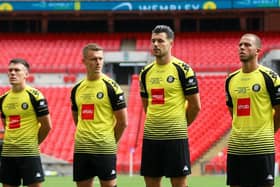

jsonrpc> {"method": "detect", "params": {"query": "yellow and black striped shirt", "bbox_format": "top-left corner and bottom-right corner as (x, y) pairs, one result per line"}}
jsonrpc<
(0, 86), (49, 157)
(225, 65), (280, 155)
(139, 57), (199, 140)
(71, 74), (126, 154)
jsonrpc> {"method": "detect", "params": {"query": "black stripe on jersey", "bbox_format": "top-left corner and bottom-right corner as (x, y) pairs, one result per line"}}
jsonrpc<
(173, 62), (199, 95)
(27, 92), (49, 117)
(104, 80), (126, 111)
(173, 62), (187, 95)
(260, 70), (280, 106)
(0, 93), (8, 119)
(225, 70), (240, 108)
(140, 64), (154, 98)
(71, 81), (82, 112)
(274, 84), (280, 103)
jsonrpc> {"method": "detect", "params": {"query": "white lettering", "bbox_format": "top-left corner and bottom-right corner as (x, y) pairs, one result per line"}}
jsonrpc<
(10, 119), (19, 124)
(82, 110), (93, 114)
(184, 4), (200, 10)
(153, 95), (163, 99)
(238, 105), (249, 109)
(138, 4), (199, 11)
(159, 5), (168, 10)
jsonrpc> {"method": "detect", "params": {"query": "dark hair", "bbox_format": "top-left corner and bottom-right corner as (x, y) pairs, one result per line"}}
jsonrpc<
(82, 43), (103, 58)
(152, 25), (174, 40)
(9, 58), (30, 71)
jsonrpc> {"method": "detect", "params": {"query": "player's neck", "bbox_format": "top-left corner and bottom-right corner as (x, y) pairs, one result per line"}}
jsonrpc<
(11, 83), (26, 93)
(156, 55), (172, 65)
(242, 60), (259, 73)
(87, 72), (102, 81)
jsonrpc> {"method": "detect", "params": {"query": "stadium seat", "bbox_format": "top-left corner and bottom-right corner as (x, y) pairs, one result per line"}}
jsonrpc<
(203, 148), (227, 174)
(63, 74), (76, 84)
(26, 74), (35, 83)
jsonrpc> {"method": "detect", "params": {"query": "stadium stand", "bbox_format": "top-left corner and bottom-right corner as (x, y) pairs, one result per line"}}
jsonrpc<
(187, 74), (231, 163)
(117, 74), (144, 172)
(1, 32), (279, 74)
(39, 87), (75, 163)
(0, 33), (122, 73)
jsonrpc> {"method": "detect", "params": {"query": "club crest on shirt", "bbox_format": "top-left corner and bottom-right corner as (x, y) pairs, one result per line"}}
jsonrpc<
(252, 84), (261, 92)
(21, 102), (29, 110)
(96, 92), (104, 99)
(167, 75), (175, 83)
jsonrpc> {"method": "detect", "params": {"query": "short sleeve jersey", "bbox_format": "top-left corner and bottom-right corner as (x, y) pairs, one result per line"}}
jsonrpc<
(0, 86), (49, 157)
(139, 57), (199, 140)
(225, 65), (280, 155)
(71, 74), (126, 154)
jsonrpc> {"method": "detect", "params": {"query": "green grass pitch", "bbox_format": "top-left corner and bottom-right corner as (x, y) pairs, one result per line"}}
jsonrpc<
(43, 175), (280, 187)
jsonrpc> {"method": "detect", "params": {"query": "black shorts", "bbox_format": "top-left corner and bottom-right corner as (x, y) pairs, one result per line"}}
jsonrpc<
(0, 156), (44, 186)
(227, 153), (275, 186)
(140, 139), (191, 177)
(73, 153), (117, 182)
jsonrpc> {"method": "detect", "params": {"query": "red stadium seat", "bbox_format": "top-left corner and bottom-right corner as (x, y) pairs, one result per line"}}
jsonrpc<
(26, 74), (35, 83)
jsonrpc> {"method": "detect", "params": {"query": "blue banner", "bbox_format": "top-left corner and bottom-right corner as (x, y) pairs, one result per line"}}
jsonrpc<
(233, 0), (279, 8)
(0, 0), (279, 12)
(0, 2), (75, 11)
(81, 1), (231, 11)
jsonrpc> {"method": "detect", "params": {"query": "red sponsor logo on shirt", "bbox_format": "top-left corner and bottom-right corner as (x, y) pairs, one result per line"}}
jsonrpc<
(81, 104), (94, 120)
(237, 98), (250, 116)
(9, 115), (21, 129)
(151, 88), (165, 104)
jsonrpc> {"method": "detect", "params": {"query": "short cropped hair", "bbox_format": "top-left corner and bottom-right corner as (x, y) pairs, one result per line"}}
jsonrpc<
(152, 25), (174, 40)
(242, 33), (262, 49)
(9, 58), (30, 72)
(82, 43), (103, 58)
